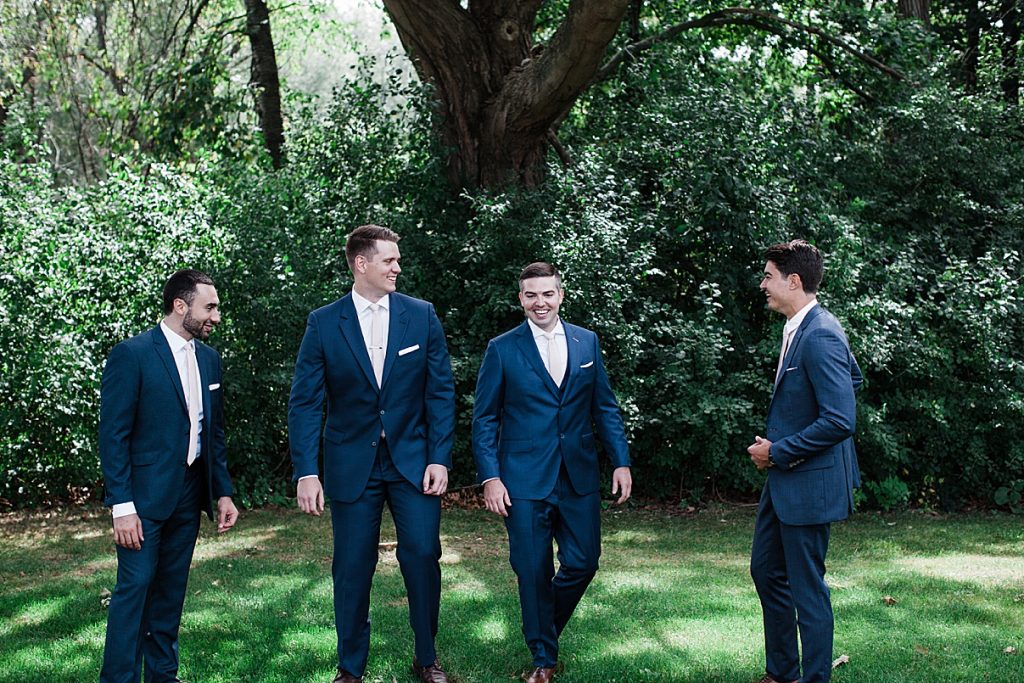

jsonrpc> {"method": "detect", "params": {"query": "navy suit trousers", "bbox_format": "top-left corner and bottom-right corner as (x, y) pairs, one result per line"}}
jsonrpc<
(750, 482), (833, 683)
(505, 468), (601, 667)
(100, 463), (202, 683)
(329, 442), (442, 676)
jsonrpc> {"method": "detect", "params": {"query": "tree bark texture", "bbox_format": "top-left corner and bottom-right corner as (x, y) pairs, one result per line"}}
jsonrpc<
(382, 0), (631, 188)
(897, 0), (931, 24)
(1001, 0), (1020, 103)
(244, 0), (284, 169)
(964, 0), (983, 93)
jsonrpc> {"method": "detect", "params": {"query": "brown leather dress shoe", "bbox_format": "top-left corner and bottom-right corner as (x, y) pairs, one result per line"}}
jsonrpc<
(412, 658), (450, 683)
(756, 675), (798, 683)
(524, 667), (556, 683)
(332, 669), (361, 683)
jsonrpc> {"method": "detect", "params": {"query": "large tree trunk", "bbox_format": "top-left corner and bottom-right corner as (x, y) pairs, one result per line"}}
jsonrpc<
(964, 0), (983, 92)
(244, 0), (284, 168)
(1002, 0), (1020, 104)
(897, 0), (931, 24)
(382, 0), (631, 189)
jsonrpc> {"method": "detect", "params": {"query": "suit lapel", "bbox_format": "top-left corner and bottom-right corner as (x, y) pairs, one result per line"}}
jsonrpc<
(196, 343), (211, 436)
(152, 327), (188, 413)
(772, 304), (822, 392)
(338, 295), (379, 392)
(514, 322), (561, 400)
(560, 323), (583, 404)
(380, 295), (409, 388)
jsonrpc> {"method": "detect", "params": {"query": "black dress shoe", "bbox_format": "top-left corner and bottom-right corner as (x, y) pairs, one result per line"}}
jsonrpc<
(332, 668), (362, 683)
(412, 658), (450, 683)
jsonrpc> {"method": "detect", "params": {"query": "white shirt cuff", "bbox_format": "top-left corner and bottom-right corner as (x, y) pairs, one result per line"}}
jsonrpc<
(481, 477), (499, 485)
(112, 502), (137, 518)
(298, 475), (319, 481)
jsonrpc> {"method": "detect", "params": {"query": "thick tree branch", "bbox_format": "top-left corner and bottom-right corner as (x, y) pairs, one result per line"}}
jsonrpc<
(596, 7), (905, 84)
(506, 0), (632, 131)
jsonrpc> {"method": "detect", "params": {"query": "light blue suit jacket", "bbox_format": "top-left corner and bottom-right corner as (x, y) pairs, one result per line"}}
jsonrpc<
(288, 292), (456, 503)
(765, 304), (862, 525)
(99, 327), (233, 521)
(472, 320), (630, 500)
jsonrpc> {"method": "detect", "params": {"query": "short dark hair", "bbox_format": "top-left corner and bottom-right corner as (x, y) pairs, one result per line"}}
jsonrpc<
(345, 224), (400, 270)
(764, 240), (823, 294)
(162, 269), (215, 315)
(519, 262), (562, 290)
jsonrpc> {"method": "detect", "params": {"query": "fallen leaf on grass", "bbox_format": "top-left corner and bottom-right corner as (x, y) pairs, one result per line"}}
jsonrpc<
(883, 595), (897, 606)
(211, 579), (221, 587)
(99, 587), (112, 609)
(831, 655), (850, 669)
(913, 645), (929, 655)
(1005, 647), (1018, 655)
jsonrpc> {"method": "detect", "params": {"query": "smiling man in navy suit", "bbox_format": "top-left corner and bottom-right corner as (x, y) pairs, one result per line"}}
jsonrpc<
(473, 262), (632, 683)
(288, 225), (456, 683)
(747, 240), (862, 683)
(99, 269), (238, 683)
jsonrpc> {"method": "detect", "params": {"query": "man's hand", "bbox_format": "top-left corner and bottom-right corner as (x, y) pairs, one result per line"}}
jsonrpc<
(747, 435), (773, 470)
(113, 513), (144, 550)
(483, 479), (512, 517)
(611, 467), (633, 505)
(217, 497), (238, 533)
(297, 477), (325, 516)
(422, 464), (449, 496)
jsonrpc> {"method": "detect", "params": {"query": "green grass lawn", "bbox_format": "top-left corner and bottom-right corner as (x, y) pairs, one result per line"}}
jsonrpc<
(1, 503), (1022, 682)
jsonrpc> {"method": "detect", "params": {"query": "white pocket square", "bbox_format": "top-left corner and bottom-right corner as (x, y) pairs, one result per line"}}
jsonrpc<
(398, 344), (420, 356)
(208, 383), (221, 390)
(784, 367), (797, 373)
(580, 361), (594, 369)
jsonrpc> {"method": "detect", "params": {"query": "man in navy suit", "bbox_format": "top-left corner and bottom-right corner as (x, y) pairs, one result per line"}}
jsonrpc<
(99, 269), (238, 683)
(289, 225), (456, 683)
(473, 262), (632, 683)
(747, 240), (862, 683)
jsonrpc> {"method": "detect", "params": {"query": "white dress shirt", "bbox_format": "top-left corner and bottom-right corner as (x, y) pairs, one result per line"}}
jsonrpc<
(777, 298), (818, 380)
(526, 318), (567, 378)
(351, 289), (390, 361)
(298, 291), (390, 483)
(112, 322), (204, 519)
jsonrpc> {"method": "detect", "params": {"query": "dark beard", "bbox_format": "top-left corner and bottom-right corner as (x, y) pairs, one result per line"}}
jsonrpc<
(182, 310), (210, 340)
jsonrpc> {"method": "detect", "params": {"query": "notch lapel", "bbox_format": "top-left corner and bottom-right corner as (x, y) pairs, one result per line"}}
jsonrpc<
(338, 296), (379, 392)
(514, 323), (561, 400)
(559, 324), (582, 404)
(152, 328), (187, 413)
(380, 295), (409, 388)
(771, 304), (822, 392)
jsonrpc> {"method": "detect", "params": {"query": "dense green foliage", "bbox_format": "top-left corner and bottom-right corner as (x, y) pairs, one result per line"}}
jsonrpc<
(1, 4), (1023, 511)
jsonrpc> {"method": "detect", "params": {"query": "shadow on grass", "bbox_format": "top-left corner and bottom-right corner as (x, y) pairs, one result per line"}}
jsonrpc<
(1, 506), (1021, 682)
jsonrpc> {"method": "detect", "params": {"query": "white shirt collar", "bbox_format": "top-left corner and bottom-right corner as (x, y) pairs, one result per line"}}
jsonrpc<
(352, 289), (389, 314)
(160, 320), (193, 352)
(784, 298), (818, 335)
(527, 318), (565, 339)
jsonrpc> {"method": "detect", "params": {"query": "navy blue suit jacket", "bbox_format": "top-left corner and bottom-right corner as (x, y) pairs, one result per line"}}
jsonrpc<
(99, 327), (233, 521)
(472, 321), (630, 500)
(765, 304), (862, 526)
(288, 292), (456, 503)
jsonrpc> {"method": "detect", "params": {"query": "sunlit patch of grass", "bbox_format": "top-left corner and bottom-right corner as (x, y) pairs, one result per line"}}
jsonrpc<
(2, 505), (1023, 682)
(896, 553), (1024, 586)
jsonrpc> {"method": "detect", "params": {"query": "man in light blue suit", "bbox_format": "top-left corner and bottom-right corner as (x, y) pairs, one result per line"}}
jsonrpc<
(289, 225), (456, 683)
(747, 240), (862, 683)
(473, 262), (632, 683)
(99, 269), (238, 683)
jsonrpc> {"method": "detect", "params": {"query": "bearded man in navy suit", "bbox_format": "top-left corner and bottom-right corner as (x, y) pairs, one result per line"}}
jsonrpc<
(288, 225), (456, 683)
(747, 240), (862, 683)
(99, 269), (238, 683)
(473, 262), (632, 683)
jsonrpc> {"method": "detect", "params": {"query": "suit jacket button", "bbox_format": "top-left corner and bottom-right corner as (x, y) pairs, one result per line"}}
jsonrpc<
(371, 441), (377, 447)
(380, 410), (385, 415)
